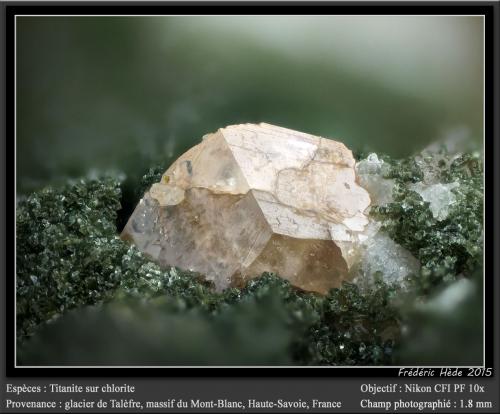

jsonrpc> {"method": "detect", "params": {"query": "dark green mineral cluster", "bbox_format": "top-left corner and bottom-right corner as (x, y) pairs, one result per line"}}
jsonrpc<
(373, 150), (483, 294)
(16, 147), (483, 366)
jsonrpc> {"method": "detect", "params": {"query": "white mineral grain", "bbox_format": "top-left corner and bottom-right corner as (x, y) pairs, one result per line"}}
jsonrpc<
(417, 278), (476, 314)
(355, 153), (395, 206)
(351, 224), (420, 289)
(410, 181), (459, 221)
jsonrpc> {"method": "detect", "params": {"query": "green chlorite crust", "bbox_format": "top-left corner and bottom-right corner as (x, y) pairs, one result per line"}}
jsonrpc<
(15, 145), (483, 366)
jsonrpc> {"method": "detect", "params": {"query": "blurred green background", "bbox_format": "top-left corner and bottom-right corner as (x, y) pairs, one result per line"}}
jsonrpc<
(17, 16), (483, 197)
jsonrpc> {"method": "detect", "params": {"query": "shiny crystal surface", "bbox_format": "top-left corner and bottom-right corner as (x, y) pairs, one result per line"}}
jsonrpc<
(122, 123), (375, 293)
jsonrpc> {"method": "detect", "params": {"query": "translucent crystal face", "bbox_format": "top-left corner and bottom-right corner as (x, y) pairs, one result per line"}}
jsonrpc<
(410, 181), (459, 221)
(122, 123), (374, 294)
(356, 153), (395, 207)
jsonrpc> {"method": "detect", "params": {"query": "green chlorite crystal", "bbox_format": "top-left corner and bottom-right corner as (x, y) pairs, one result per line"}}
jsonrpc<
(15, 142), (483, 366)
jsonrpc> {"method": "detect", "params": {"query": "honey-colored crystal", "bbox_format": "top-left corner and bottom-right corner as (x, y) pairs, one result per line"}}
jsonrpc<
(122, 123), (372, 294)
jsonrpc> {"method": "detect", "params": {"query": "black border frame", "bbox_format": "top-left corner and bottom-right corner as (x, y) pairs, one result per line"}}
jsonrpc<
(4, 1), (498, 378)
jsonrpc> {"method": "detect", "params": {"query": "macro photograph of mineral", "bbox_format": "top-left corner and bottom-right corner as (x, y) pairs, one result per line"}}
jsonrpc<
(15, 15), (484, 366)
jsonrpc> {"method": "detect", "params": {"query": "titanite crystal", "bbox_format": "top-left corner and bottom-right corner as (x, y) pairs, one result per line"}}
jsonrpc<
(122, 123), (374, 294)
